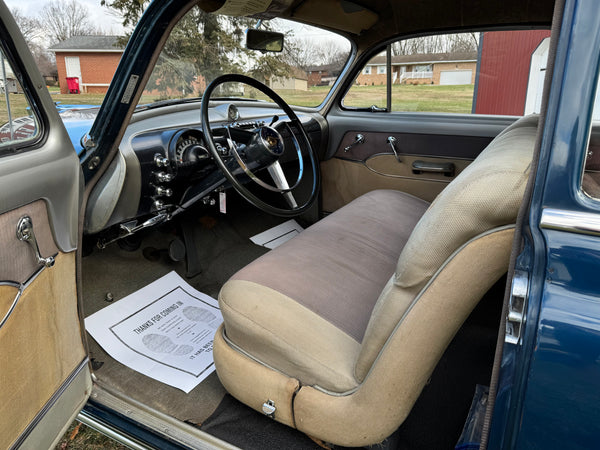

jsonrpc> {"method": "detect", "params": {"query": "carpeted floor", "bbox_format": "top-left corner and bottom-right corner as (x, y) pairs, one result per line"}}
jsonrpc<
(83, 203), (282, 425)
(81, 199), (504, 449)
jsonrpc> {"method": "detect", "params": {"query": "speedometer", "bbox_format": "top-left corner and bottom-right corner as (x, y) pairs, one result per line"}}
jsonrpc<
(174, 132), (210, 167)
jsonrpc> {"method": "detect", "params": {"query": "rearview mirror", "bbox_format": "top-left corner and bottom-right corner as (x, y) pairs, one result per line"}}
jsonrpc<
(246, 29), (284, 52)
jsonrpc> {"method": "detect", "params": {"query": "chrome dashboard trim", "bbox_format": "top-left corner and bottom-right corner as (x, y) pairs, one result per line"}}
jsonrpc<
(540, 208), (600, 236)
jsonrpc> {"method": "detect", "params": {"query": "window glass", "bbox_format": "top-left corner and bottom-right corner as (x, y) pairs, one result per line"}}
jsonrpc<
(0, 50), (40, 146)
(343, 30), (551, 115)
(138, 7), (351, 108)
(581, 78), (600, 199)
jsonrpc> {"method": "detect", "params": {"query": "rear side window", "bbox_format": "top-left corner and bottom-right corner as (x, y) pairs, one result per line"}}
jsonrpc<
(343, 30), (551, 116)
(582, 78), (600, 200)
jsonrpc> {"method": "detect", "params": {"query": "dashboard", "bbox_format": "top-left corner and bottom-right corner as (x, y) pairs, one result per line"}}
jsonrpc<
(84, 101), (325, 237)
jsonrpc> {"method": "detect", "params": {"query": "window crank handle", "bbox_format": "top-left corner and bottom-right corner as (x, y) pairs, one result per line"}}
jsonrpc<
(344, 133), (365, 152)
(16, 216), (55, 268)
(387, 136), (401, 162)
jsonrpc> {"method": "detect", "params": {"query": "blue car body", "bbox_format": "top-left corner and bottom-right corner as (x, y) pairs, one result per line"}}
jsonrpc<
(56, 106), (99, 156)
(489, 1), (600, 449)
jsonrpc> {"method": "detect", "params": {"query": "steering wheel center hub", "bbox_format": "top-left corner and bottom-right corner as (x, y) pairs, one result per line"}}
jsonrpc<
(259, 126), (284, 156)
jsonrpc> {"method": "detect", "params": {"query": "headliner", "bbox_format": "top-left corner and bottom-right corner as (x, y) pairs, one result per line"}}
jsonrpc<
(247, 0), (555, 50)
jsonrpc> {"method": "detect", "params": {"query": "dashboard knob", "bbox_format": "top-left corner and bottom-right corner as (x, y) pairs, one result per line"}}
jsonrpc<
(152, 200), (165, 211)
(155, 186), (173, 197)
(216, 143), (229, 157)
(155, 171), (174, 183)
(154, 153), (170, 167)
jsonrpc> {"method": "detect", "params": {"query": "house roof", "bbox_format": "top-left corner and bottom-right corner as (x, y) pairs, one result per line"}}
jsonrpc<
(367, 51), (478, 66)
(49, 35), (125, 53)
(306, 63), (340, 73)
(290, 66), (308, 80)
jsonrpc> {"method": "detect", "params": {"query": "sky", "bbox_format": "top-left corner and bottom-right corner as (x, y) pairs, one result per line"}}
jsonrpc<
(4, 0), (126, 35)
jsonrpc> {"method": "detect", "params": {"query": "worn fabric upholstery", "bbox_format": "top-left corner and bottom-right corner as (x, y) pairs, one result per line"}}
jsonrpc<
(230, 189), (429, 342)
(220, 189), (429, 392)
(214, 115), (539, 445)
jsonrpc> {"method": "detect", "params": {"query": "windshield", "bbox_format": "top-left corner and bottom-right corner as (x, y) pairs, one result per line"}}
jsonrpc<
(137, 7), (351, 108)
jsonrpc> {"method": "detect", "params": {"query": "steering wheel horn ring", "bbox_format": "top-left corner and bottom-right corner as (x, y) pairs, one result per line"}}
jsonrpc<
(201, 74), (320, 217)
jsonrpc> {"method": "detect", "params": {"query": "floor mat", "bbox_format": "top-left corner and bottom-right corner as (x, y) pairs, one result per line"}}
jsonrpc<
(200, 394), (326, 450)
(82, 206), (280, 425)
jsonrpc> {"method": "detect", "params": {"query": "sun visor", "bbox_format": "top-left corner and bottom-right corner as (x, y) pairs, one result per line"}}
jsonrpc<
(293, 0), (378, 34)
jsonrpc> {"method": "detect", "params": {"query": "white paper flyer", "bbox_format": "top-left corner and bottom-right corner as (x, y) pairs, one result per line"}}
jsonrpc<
(85, 271), (223, 393)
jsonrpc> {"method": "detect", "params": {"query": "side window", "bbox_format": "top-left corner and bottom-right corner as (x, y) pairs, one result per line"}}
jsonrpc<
(0, 49), (40, 147)
(581, 80), (600, 199)
(343, 30), (551, 115)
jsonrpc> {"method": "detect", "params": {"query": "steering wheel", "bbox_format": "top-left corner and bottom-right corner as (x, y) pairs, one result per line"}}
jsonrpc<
(201, 74), (320, 217)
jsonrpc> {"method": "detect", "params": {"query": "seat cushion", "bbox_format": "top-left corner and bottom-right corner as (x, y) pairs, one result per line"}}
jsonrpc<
(219, 189), (429, 392)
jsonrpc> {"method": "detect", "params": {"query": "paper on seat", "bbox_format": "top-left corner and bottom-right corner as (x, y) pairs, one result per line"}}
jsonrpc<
(250, 219), (304, 249)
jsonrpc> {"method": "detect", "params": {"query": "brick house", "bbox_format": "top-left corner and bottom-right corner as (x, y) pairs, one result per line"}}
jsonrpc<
(49, 36), (124, 94)
(356, 52), (477, 86)
(306, 63), (343, 87)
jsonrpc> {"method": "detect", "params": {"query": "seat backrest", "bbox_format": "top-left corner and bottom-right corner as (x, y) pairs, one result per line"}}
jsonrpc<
(355, 115), (539, 380)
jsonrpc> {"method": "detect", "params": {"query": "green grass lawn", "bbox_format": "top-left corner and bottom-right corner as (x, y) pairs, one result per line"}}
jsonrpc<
(55, 422), (127, 450)
(343, 84), (475, 113)
(250, 83), (475, 112)
(0, 84), (475, 125)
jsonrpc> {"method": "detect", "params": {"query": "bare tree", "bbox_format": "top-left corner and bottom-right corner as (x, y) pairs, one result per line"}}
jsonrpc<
(286, 36), (348, 69)
(11, 8), (42, 45)
(10, 8), (57, 79)
(40, 0), (103, 44)
(392, 32), (479, 56)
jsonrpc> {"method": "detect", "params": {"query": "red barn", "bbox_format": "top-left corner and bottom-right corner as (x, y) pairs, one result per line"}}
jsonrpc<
(474, 30), (551, 115)
(49, 36), (124, 94)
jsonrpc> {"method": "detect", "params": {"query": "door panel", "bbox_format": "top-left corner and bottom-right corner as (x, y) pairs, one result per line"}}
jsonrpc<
(0, 3), (88, 448)
(322, 155), (472, 211)
(0, 242), (86, 449)
(322, 112), (517, 211)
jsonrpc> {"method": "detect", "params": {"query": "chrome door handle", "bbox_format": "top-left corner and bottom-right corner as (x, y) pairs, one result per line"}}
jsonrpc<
(505, 270), (529, 345)
(16, 216), (55, 268)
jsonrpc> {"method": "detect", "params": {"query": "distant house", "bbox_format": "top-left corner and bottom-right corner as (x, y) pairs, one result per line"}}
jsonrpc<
(357, 52), (477, 86)
(49, 36), (125, 94)
(268, 67), (308, 91)
(307, 63), (343, 87)
(0, 59), (22, 93)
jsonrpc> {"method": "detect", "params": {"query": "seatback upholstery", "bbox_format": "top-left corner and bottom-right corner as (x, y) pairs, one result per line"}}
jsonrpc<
(356, 115), (539, 379)
(214, 115), (540, 446)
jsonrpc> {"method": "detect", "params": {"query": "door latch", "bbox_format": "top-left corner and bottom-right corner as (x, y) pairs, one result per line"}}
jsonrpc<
(505, 270), (529, 345)
(16, 216), (55, 268)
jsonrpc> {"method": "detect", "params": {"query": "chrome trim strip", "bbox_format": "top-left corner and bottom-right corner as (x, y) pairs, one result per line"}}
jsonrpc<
(540, 208), (600, 236)
(10, 358), (89, 449)
(0, 264), (47, 330)
(0, 281), (22, 330)
(77, 410), (151, 450)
